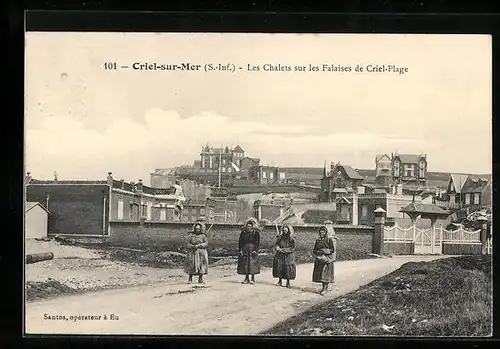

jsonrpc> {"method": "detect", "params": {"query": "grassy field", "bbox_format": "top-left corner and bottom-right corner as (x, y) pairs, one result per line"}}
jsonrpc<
(261, 255), (492, 337)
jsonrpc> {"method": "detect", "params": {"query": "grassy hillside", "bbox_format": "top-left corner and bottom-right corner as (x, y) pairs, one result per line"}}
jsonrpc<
(282, 167), (491, 188)
(262, 255), (492, 337)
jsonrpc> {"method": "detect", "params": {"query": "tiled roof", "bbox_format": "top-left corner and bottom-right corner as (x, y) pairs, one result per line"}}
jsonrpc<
(400, 202), (449, 216)
(461, 177), (490, 193)
(233, 145), (244, 153)
(26, 202), (48, 213)
(342, 165), (364, 180)
(449, 174), (469, 194)
(376, 154), (391, 162)
(395, 154), (424, 164)
(152, 168), (177, 176)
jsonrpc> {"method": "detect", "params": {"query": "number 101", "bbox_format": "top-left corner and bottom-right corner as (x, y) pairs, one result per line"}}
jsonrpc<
(104, 62), (117, 70)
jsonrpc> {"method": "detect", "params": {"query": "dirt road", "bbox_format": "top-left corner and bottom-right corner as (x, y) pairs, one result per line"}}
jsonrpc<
(25, 255), (444, 335)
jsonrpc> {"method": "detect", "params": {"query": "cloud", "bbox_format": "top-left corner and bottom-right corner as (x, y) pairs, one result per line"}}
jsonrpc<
(25, 109), (436, 182)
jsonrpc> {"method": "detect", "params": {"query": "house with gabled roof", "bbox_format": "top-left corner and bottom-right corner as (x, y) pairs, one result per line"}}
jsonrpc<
(443, 173), (492, 210)
(320, 162), (364, 202)
(375, 153), (393, 185)
(392, 152), (427, 185)
(25, 202), (49, 239)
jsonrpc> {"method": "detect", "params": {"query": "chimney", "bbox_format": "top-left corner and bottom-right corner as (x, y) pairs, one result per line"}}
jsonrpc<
(120, 179), (125, 189)
(26, 172), (32, 184)
(130, 181), (135, 192)
(136, 179), (143, 193)
(107, 172), (113, 186)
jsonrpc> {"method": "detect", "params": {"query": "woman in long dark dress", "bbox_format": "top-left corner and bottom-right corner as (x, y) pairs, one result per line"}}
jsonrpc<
(184, 221), (209, 284)
(312, 224), (336, 295)
(272, 224), (297, 288)
(237, 217), (261, 284)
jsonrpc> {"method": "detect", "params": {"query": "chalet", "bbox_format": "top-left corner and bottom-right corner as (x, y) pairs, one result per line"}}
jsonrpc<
(460, 176), (492, 209)
(375, 154), (393, 186)
(392, 153), (427, 185)
(438, 173), (492, 212)
(446, 173), (469, 205)
(321, 163), (364, 201)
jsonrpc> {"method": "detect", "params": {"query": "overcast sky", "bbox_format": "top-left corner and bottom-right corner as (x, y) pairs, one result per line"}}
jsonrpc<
(25, 32), (492, 183)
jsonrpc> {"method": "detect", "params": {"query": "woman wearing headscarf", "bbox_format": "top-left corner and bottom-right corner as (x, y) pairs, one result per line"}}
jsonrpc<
(312, 224), (336, 295)
(272, 224), (297, 288)
(184, 221), (209, 284)
(237, 217), (261, 284)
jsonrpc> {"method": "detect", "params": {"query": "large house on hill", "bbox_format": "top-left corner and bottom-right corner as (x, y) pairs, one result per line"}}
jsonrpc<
(374, 152), (428, 185)
(392, 153), (427, 185)
(198, 144), (245, 172)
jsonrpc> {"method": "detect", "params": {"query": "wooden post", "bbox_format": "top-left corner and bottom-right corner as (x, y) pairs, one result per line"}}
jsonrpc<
(430, 217), (437, 254)
(373, 207), (386, 255)
(477, 216), (488, 254)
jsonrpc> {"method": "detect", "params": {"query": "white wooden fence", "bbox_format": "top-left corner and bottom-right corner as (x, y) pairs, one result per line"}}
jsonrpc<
(441, 227), (481, 244)
(486, 238), (492, 255)
(383, 224), (483, 254)
(383, 225), (415, 242)
(384, 225), (481, 243)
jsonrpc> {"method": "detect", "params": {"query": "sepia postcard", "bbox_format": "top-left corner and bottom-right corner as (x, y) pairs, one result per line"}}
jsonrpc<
(24, 31), (492, 337)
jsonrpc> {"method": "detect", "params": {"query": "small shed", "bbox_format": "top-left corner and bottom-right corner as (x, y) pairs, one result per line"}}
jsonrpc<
(25, 202), (49, 239)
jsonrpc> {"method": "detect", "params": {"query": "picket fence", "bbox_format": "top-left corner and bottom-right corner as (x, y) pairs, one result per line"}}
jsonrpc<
(383, 224), (482, 255)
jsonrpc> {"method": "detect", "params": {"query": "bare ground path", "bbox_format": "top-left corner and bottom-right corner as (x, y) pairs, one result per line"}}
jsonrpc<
(25, 255), (445, 335)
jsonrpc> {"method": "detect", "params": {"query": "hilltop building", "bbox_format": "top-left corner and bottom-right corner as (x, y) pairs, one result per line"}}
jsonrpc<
(374, 152), (428, 185)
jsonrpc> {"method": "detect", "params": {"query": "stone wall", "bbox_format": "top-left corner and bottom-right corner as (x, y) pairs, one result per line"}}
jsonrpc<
(107, 221), (374, 253)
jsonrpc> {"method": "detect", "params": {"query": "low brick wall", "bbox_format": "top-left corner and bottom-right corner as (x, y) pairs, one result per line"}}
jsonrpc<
(108, 221), (374, 253)
(383, 242), (414, 255)
(442, 243), (482, 255)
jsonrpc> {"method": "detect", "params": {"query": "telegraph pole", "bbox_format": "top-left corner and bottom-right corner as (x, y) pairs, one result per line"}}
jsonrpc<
(218, 147), (222, 188)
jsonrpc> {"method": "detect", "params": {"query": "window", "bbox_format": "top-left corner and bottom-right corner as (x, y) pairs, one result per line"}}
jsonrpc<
(465, 194), (471, 205)
(404, 164), (414, 177)
(146, 202), (152, 220)
(262, 172), (267, 179)
(222, 168), (226, 172)
(228, 167), (232, 173)
(160, 208), (166, 221)
(270, 172), (274, 179)
(361, 205), (368, 218)
(279, 172), (286, 179)
(117, 200), (124, 220)
(474, 193), (480, 205)
(141, 203), (147, 218)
